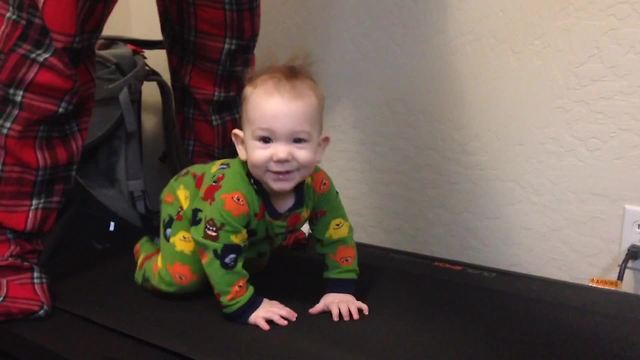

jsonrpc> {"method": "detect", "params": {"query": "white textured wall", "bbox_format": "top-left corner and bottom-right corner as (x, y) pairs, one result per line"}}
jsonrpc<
(105, 1), (640, 291)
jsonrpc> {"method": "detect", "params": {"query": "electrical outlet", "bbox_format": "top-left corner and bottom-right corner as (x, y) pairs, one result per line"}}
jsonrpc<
(620, 205), (640, 271)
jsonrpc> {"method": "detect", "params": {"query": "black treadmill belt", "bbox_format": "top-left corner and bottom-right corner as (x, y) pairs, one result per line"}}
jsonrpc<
(0, 310), (179, 359)
(50, 244), (640, 359)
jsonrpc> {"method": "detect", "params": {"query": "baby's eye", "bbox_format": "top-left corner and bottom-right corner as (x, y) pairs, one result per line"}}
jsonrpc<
(292, 137), (308, 144)
(258, 136), (272, 144)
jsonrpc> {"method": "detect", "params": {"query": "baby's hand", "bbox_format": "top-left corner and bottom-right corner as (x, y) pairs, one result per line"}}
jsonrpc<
(308, 293), (369, 321)
(248, 298), (298, 331)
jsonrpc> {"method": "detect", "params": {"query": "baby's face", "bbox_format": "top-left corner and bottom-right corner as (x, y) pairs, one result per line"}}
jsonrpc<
(239, 88), (327, 196)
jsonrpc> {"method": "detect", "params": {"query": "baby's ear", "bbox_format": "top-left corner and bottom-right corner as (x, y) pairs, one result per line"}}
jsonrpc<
(316, 134), (331, 162)
(231, 129), (248, 160)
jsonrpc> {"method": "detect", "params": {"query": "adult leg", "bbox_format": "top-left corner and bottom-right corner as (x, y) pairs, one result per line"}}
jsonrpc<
(0, 0), (116, 320)
(156, 0), (260, 164)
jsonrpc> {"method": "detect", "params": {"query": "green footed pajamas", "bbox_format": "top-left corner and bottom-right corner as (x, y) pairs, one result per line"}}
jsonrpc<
(134, 158), (359, 322)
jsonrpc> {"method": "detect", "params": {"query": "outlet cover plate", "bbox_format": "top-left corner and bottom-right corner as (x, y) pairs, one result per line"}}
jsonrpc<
(621, 205), (640, 271)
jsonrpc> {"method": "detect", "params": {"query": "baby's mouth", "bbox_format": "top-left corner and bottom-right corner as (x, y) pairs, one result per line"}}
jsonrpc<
(270, 169), (294, 175)
(269, 169), (296, 180)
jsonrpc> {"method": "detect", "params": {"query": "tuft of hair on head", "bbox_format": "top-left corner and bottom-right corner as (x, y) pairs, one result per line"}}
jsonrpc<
(245, 53), (314, 86)
(240, 55), (325, 128)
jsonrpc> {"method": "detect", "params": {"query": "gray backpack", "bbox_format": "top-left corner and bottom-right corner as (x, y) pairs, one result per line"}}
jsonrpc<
(77, 37), (187, 229)
(41, 37), (188, 270)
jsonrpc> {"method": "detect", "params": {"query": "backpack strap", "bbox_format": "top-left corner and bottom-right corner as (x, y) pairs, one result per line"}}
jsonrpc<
(99, 36), (190, 173)
(145, 66), (190, 174)
(119, 86), (147, 216)
(84, 48), (147, 151)
(94, 48), (147, 100)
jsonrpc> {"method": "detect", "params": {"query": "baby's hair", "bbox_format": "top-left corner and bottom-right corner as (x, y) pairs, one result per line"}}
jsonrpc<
(241, 59), (325, 128)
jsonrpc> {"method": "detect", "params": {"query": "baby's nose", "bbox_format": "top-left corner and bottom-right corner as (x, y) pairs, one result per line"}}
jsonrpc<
(272, 143), (292, 161)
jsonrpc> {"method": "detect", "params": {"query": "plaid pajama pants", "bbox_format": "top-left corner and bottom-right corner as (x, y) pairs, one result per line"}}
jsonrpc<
(0, 0), (259, 321)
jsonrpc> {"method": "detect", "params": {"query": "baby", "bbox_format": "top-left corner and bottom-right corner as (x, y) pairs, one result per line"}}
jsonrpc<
(134, 63), (369, 330)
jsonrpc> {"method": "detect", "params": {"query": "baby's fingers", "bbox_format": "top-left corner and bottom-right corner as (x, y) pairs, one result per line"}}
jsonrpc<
(348, 301), (369, 320)
(308, 302), (324, 315)
(268, 313), (290, 326)
(339, 303), (351, 321)
(278, 305), (298, 321)
(267, 306), (297, 326)
(349, 303), (360, 320)
(254, 318), (271, 331)
(329, 303), (340, 322)
(358, 301), (369, 316)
